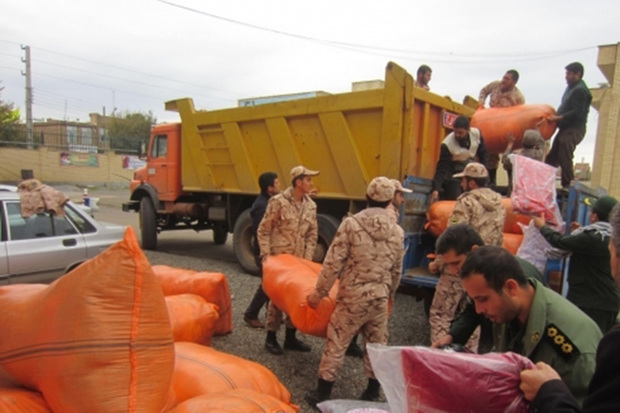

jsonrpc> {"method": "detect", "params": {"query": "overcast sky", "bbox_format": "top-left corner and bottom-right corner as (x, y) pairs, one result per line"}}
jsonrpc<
(2, 0), (620, 166)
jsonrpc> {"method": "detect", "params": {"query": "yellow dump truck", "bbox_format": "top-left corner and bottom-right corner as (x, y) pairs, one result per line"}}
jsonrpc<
(123, 61), (474, 275)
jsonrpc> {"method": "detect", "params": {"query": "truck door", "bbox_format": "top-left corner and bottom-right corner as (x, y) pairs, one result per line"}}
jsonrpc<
(147, 133), (173, 200)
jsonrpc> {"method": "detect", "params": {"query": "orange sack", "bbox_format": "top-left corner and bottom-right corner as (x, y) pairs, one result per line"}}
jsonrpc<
(503, 233), (524, 255)
(153, 265), (232, 336)
(168, 389), (299, 413)
(471, 104), (557, 154)
(263, 254), (338, 337)
(172, 342), (293, 405)
(0, 388), (52, 413)
(425, 198), (531, 237)
(0, 228), (175, 413)
(165, 294), (219, 345)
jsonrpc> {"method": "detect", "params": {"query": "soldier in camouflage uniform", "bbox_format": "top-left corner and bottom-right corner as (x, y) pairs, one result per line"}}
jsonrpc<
(387, 179), (412, 224)
(448, 162), (505, 246)
(429, 163), (505, 352)
(258, 165), (319, 355)
(305, 177), (405, 407)
(478, 69), (526, 186)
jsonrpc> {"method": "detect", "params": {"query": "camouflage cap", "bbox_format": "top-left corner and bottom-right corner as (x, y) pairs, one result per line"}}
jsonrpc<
(367, 176), (395, 202)
(453, 162), (489, 178)
(391, 179), (413, 194)
(290, 165), (320, 180)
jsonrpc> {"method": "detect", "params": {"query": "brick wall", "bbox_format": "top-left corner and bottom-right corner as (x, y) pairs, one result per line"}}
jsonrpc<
(0, 147), (134, 184)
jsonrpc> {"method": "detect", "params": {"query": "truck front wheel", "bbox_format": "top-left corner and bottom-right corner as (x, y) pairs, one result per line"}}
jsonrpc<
(313, 214), (341, 263)
(233, 209), (259, 275)
(140, 197), (158, 250)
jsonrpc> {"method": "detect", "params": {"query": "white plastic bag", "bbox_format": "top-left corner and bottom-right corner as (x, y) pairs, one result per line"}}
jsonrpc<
(317, 399), (391, 413)
(516, 220), (553, 273)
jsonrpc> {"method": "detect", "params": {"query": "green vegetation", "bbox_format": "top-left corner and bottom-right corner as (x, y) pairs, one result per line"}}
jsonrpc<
(107, 111), (156, 154)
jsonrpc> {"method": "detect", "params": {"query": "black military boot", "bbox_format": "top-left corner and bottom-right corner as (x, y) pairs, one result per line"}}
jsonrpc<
(305, 378), (334, 408)
(265, 330), (283, 355)
(345, 335), (363, 358)
(360, 378), (381, 401)
(283, 327), (311, 352)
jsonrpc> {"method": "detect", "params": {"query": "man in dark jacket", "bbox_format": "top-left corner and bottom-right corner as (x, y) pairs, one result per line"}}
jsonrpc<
(544, 62), (593, 189)
(520, 203), (620, 412)
(534, 195), (619, 334)
(243, 172), (280, 328)
(430, 116), (489, 203)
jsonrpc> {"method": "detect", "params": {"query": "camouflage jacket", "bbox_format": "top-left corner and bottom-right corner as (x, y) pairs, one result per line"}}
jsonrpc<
(448, 188), (505, 246)
(314, 207), (404, 304)
(478, 81), (525, 108)
(257, 187), (318, 261)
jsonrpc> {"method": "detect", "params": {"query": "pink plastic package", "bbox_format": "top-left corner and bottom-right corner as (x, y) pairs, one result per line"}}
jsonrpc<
(368, 344), (534, 413)
(510, 154), (563, 227)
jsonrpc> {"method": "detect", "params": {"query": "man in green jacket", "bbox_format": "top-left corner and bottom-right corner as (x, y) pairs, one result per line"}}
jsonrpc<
(534, 195), (619, 333)
(430, 223), (543, 353)
(461, 246), (602, 404)
(544, 62), (593, 189)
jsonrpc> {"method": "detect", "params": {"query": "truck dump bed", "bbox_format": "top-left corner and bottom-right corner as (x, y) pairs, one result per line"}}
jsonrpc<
(166, 62), (474, 200)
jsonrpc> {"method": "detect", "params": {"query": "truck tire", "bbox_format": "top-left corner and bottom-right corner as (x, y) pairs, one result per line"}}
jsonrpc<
(233, 209), (259, 275)
(313, 214), (341, 263)
(140, 197), (158, 250)
(213, 225), (228, 245)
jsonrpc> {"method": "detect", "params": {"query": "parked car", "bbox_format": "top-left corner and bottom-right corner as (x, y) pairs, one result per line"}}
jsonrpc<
(0, 189), (126, 284)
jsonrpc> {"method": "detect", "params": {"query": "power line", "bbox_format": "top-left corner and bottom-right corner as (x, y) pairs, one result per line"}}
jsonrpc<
(32, 58), (239, 102)
(156, 0), (596, 61)
(29, 45), (242, 97)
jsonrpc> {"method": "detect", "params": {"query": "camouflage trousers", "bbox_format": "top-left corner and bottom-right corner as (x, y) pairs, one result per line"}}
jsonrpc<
(429, 272), (480, 352)
(318, 297), (389, 382)
(265, 301), (295, 332)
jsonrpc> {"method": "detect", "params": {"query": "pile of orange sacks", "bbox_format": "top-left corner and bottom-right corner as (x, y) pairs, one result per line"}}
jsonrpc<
(0, 228), (298, 413)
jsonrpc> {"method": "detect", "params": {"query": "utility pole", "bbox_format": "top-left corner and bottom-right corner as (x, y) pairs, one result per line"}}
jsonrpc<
(21, 45), (33, 149)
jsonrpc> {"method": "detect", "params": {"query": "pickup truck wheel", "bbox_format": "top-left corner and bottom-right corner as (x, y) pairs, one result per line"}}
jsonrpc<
(313, 214), (341, 263)
(140, 197), (157, 250)
(233, 209), (259, 275)
(213, 226), (228, 245)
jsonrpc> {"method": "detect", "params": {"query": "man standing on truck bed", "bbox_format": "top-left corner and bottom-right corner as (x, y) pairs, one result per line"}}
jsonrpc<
(415, 64), (432, 91)
(544, 62), (593, 189)
(430, 116), (489, 203)
(478, 69), (525, 186)
(258, 165), (319, 355)
(243, 172), (281, 328)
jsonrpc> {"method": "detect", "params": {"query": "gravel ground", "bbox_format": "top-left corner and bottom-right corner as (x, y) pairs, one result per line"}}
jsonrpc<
(51, 183), (432, 412)
(144, 249), (431, 412)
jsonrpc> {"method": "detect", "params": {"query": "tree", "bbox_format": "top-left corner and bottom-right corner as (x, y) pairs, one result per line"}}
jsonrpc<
(107, 110), (156, 154)
(0, 88), (22, 144)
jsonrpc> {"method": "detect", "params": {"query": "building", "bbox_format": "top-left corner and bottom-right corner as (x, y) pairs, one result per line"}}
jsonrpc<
(28, 113), (109, 153)
(590, 42), (620, 197)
